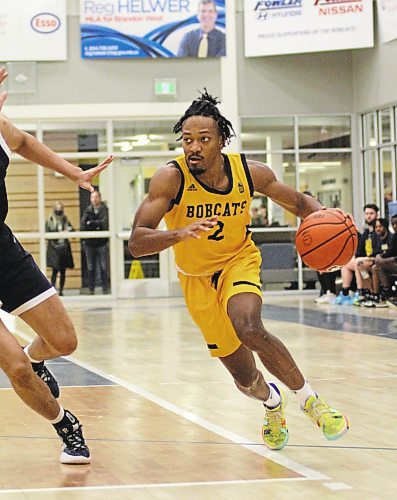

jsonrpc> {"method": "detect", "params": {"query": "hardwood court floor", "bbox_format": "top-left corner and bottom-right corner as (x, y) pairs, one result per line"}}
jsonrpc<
(1, 295), (397, 499)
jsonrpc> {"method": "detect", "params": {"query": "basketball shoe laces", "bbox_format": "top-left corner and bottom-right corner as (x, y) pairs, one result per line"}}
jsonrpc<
(34, 361), (60, 398)
(306, 396), (340, 428)
(57, 423), (88, 455)
(264, 404), (283, 435)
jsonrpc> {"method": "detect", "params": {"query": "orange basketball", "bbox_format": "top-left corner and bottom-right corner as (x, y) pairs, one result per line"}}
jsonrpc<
(295, 209), (358, 272)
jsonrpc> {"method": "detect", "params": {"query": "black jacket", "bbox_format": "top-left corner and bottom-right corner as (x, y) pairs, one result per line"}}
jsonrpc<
(45, 213), (74, 269)
(355, 228), (381, 258)
(381, 232), (397, 259)
(81, 202), (109, 247)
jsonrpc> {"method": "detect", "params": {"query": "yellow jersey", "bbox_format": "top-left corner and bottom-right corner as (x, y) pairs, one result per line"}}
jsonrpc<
(164, 153), (257, 275)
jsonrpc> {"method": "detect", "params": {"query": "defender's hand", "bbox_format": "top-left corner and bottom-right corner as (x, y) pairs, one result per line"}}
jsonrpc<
(76, 156), (113, 192)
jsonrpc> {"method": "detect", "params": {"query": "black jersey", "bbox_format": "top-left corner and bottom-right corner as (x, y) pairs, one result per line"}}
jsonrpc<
(0, 132), (11, 224)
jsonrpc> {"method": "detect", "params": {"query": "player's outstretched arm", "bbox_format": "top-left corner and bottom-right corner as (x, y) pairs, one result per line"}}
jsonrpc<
(0, 114), (112, 192)
(248, 159), (323, 219)
(129, 166), (217, 258)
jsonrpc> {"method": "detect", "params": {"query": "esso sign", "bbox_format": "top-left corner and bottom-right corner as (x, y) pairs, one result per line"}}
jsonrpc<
(31, 13), (61, 34)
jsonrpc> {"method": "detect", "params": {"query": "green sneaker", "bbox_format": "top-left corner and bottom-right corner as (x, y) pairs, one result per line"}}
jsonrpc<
(262, 383), (289, 450)
(302, 394), (349, 440)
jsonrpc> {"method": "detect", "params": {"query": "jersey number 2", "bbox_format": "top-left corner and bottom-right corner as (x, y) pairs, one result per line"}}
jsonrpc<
(208, 220), (225, 241)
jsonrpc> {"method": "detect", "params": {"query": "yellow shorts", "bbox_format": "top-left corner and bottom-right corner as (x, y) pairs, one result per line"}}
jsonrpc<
(178, 244), (262, 358)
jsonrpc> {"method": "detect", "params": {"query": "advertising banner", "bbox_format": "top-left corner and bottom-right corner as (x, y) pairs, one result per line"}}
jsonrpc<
(0, 0), (66, 61)
(244, 0), (373, 57)
(377, 0), (397, 43)
(80, 0), (226, 59)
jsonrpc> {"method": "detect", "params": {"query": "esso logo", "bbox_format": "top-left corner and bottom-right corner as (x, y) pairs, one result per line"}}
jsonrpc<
(31, 13), (61, 34)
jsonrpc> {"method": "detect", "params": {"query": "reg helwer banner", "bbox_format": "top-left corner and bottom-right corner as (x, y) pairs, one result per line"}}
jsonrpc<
(80, 0), (226, 58)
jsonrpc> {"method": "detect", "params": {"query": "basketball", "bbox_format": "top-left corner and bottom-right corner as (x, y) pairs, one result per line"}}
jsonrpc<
(295, 209), (358, 272)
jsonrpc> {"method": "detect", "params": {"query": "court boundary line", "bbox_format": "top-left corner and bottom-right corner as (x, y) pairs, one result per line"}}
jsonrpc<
(13, 328), (330, 484)
(0, 477), (312, 495)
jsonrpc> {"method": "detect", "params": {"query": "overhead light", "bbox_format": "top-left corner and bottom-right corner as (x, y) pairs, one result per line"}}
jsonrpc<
(300, 165), (325, 171)
(132, 134), (150, 146)
(120, 142), (133, 152)
(300, 161), (342, 167)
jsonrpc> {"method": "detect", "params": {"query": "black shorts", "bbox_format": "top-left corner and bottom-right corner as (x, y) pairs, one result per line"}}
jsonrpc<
(0, 223), (56, 315)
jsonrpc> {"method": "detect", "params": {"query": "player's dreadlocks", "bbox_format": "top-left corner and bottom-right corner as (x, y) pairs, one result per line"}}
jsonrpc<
(173, 89), (235, 146)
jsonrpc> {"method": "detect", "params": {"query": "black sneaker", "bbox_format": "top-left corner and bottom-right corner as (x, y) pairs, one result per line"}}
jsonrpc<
(54, 410), (90, 464)
(32, 361), (60, 399)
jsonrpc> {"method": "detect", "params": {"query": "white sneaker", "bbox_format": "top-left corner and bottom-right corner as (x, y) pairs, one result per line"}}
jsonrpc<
(316, 291), (337, 304)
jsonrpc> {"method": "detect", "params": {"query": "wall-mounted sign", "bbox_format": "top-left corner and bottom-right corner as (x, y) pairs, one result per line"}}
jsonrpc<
(0, 0), (67, 61)
(80, 0), (226, 59)
(244, 0), (373, 57)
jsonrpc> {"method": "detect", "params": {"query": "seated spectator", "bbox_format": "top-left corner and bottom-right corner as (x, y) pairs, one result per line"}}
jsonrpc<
(334, 203), (379, 305)
(360, 218), (393, 307)
(371, 215), (397, 308)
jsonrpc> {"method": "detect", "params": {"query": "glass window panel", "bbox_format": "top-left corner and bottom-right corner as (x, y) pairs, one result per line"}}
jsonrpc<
(43, 157), (110, 227)
(113, 120), (179, 153)
(6, 158), (39, 232)
(43, 158), (110, 295)
(241, 117), (294, 150)
(379, 109), (392, 144)
(363, 150), (379, 207)
(113, 156), (170, 232)
(42, 122), (107, 152)
(44, 236), (111, 295)
(380, 149), (394, 217)
(43, 159), (82, 232)
(123, 242), (160, 279)
(299, 152), (352, 213)
(298, 116), (351, 149)
(362, 113), (377, 147)
(248, 153), (296, 227)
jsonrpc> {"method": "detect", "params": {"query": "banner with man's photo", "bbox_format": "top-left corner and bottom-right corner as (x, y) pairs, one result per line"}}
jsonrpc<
(0, 0), (66, 61)
(377, 0), (397, 44)
(244, 0), (373, 57)
(80, 0), (226, 58)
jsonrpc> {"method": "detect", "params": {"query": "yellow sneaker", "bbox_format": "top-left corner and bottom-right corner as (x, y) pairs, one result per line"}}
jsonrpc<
(302, 395), (349, 440)
(262, 383), (289, 450)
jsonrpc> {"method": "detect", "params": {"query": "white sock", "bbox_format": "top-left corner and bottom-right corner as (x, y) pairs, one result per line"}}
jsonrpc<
(24, 344), (43, 364)
(263, 383), (281, 409)
(50, 406), (65, 424)
(292, 381), (316, 407)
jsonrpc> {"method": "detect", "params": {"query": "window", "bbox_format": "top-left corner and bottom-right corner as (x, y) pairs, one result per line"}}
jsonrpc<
(361, 108), (397, 215)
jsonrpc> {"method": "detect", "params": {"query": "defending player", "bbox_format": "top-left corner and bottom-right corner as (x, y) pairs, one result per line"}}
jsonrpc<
(0, 67), (112, 463)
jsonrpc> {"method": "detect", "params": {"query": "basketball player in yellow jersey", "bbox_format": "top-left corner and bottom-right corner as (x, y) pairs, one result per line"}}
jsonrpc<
(129, 90), (349, 450)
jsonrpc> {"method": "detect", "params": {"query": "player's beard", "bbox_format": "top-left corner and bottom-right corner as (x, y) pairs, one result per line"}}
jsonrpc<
(189, 166), (206, 176)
